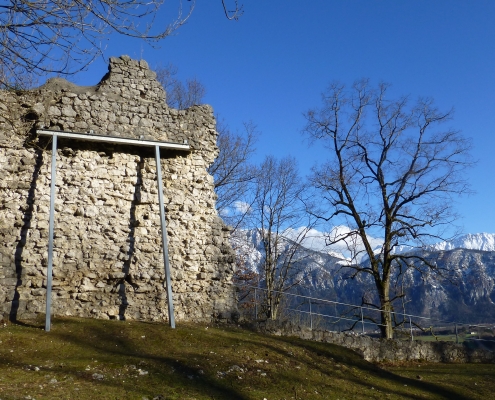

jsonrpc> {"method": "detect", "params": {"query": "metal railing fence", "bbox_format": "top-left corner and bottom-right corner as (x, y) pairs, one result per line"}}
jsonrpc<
(235, 284), (495, 344)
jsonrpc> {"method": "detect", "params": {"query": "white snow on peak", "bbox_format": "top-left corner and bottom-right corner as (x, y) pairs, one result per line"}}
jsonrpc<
(231, 227), (495, 272)
(429, 233), (495, 252)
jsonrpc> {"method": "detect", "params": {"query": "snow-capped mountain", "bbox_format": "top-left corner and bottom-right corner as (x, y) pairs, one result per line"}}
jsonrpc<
(302, 231), (495, 258)
(429, 233), (495, 252)
(278, 226), (383, 261)
(232, 229), (495, 324)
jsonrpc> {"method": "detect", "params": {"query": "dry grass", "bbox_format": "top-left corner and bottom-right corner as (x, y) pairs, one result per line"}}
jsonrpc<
(0, 316), (494, 399)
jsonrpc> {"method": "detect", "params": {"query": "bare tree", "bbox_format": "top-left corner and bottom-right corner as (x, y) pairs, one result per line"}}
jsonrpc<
(0, 0), (242, 88)
(248, 156), (315, 320)
(155, 63), (206, 109)
(209, 120), (257, 227)
(208, 119), (259, 316)
(0, 62), (37, 91)
(168, 78), (207, 109)
(303, 80), (473, 338)
(155, 63), (180, 95)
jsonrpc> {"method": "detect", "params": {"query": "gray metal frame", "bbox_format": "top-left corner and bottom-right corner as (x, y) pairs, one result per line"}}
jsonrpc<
(155, 146), (175, 328)
(45, 134), (57, 331)
(38, 129), (189, 331)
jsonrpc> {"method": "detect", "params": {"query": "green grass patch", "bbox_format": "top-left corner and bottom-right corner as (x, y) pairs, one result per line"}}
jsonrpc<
(0, 317), (493, 399)
(412, 333), (495, 344)
(413, 334), (460, 342)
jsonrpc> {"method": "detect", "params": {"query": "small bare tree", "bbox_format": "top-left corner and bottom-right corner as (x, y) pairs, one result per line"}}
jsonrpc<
(249, 156), (315, 320)
(155, 63), (179, 95)
(209, 120), (258, 227)
(169, 78), (207, 109)
(0, 0), (242, 88)
(303, 80), (473, 338)
(155, 63), (206, 109)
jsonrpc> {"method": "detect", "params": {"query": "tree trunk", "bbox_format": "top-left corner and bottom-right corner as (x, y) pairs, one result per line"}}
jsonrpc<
(270, 292), (280, 320)
(268, 291), (275, 320)
(379, 285), (394, 339)
(380, 303), (394, 339)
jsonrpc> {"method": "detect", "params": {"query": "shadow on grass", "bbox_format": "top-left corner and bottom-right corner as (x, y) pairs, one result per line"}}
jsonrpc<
(240, 333), (476, 400)
(0, 318), (488, 400)
(27, 319), (250, 400)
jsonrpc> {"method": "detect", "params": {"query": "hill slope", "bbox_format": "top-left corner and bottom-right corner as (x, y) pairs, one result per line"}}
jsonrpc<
(0, 317), (494, 399)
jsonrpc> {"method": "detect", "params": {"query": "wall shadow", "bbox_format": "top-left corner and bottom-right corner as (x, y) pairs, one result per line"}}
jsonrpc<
(10, 147), (44, 321)
(118, 155), (143, 319)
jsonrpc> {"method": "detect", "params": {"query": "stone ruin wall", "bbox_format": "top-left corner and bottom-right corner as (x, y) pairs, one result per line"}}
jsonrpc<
(0, 55), (237, 323)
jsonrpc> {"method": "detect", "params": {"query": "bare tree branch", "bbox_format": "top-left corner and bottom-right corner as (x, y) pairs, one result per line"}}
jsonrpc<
(0, 0), (243, 88)
(208, 119), (258, 229)
(155, 62), (207, 109)
(222, 0), (244, 20)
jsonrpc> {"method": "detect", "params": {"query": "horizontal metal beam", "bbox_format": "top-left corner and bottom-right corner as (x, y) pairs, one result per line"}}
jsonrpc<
(38, 129), (190, 151)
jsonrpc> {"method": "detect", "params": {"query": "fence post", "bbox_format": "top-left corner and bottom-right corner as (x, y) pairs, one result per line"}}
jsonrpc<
(309, 300), (313, 330)
(455, 323), (459, 344)
(254, 288), (258, 320)
(360, 307), (365, 335)
(409, 316), (413, 341)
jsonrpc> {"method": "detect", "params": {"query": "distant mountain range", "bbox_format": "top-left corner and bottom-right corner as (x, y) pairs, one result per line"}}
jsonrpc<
(233, 230), (495, 325)
(429, 233), (495, 252)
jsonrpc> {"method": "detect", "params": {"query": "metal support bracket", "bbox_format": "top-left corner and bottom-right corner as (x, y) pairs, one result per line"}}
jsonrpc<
(155, 145), (175, 328)
(39, 129), (188, 331)
(45, 134), (57, 331)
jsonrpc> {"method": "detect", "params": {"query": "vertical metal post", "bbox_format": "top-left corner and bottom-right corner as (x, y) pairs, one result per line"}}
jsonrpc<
(254, 288), (258, 320)
(155, 145), (175, 328)
(455, 323), (459, 344)
(360, 307), (365, 335)
(309, 300), (313, 330)
(45, 134), (57, 332)
(409, 316), (413, 342)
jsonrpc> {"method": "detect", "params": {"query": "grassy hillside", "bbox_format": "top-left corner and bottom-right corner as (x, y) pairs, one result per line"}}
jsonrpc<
(0, 317), (494, 399)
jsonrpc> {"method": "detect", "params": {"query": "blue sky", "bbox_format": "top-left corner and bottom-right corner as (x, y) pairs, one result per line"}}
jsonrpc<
(72, 0), (495, 235)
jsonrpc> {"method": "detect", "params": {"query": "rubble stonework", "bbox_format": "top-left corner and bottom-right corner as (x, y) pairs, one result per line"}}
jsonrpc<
(259, 320), (495, 363)
(0, 55), (237, 322)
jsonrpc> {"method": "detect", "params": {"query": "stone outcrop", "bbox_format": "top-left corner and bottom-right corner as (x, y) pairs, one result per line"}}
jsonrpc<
(0, 55), (237, 322)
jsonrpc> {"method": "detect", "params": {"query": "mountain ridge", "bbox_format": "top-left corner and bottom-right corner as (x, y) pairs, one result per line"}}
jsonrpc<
(430, 232), (495, 252)
(232, 229), (495, 324)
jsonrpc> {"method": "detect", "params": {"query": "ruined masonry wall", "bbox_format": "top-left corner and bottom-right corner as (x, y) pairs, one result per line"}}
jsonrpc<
(0, 55), (236, 322)
(261, 321), (495, 363)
